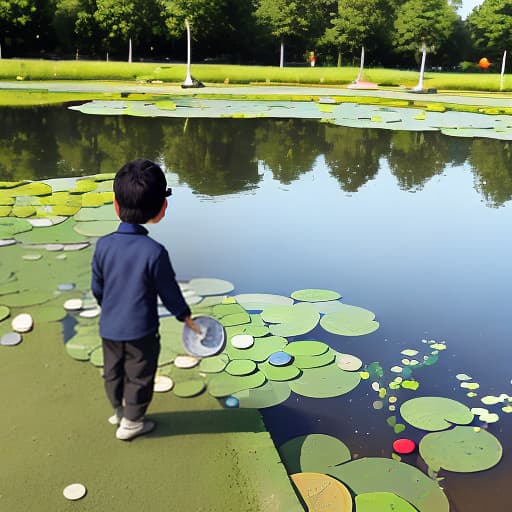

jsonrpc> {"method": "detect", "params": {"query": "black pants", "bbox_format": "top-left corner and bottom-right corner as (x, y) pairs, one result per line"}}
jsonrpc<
(102, 332), (160, 421)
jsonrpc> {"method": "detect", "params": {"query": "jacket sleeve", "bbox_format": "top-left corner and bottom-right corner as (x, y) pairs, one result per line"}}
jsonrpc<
(154, 248), (191, 321)
(91, 246), (104, 306)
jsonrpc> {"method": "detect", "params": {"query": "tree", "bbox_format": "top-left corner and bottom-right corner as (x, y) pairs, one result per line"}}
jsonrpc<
(393, 0), (458, 62)
(321, 0), (389, 67)
(467, 0), (512, 61)
(255, 0), (310, 67)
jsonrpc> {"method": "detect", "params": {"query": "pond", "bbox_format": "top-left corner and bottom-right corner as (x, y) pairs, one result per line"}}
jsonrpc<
(2, 106), (512, 512)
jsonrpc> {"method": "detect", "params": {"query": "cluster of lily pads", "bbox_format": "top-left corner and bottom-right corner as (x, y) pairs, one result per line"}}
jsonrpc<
(1, 174), (509, 512)
(69, 98), (512, 140)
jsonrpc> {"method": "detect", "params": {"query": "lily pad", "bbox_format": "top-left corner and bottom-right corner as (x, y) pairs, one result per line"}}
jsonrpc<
(70, 179), (97, 194)
(292, 349), (336, 369)
(9, 182), (52, 197)
(400, 397), (474, 431)
(291, 289), (341, 302)
(1, 289), (50, 307)
(0, 218), (33, 239)
(258, 361), (301, 381)
(11, 205), (36, 218)
(285, 340), (329, 356)
(0, 305), (10, 322)
(355, 492), (417, 512)
(320, 304), (379, 336)
(233, 380), (291, 408)
(279, 434), (351, 474)
(188, 278), (234, 296)
(234, 293), (294, 311)
(173, 379), (205, 398)
(89, 346), (104, 367)
(0, 206), (12, 217)
(81, 193), (106, 207)
(291, 473), (353, 512)
(198, 354), (229, 373)
(207, 370), (266, 398)
(225, 359), (257, 376)
(419, 426), (503, 473)
(16, 218), (87, 244)
(73, 204), (117, 221)
(73, 220), (119, 237)
(289, 363), (361, 398)
(328, 457), (449, 512)
(262, 302), (320, 337)
(224, 335), (288, 362)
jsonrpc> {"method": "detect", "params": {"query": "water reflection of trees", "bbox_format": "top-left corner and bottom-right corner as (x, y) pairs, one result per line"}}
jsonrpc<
(1, 106), (512, 207)
(324, 126), (391, 192)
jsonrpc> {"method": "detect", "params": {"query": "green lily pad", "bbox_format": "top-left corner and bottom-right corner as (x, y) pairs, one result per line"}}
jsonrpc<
(9, 182), (52, 197)
(198, 354), (229, 373)
(16, 218), (87, 244)
(0, 218), (33, 239)
(89, 346), (104, 367)
(234, 293), (294, 311)
(400, 397), (474, 431)
(73, 221), (119, 237)
(258, 361), (301, 381)
(320, 304), (379, 336)
(31, 305), (67, 323)
(11, 205), (36, 218)
(289, 363), (361, 398)
(328, 457), (449, 512)
(355, 492), (417, 512)
(262, 302), (320, 337)
(0, 305), (10, 322)
(292, 349), (335, 369)
(212, 303), (246, 318)
(232, 380), (291, 408)
(224, 335), (288, 362)
(189, 278), (234, 296)
(242, 324), (270, 337)
(311, 300), (346, 314)
(285, 340), (329, 356)
(419, 426), (502, 473)
(73, 204), (117, 221)
(173, 379), (205, 398)
(1, 289), (51, 307)
(279, 434), (351, 474)
(207, 370), (266, 398)
(291, 289), (341, 302)
(226, 359), (257, 376)
(220, 312), (251, 327)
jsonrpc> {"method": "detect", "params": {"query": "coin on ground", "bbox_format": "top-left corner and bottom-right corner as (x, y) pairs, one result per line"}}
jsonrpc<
(63, 483), (87, 500)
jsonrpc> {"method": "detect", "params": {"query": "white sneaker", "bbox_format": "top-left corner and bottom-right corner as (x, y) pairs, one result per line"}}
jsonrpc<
(115, 417), (156, 441)
(108, 407), (123, 425)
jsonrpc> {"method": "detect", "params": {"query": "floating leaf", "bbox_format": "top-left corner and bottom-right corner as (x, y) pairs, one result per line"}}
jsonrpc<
(16, 218), (87, 244)
(292, 349), (335, 369)
(279, 434), (351, 474)
(225, 359), (257, 376)
(207, 370), (266, 398)
(290, 289), (341, 302)
(285, 340), (329, 357)
(233, 380), (291, 409)
(262, 302), (319, 337)
(400, 397), (474, 431)
(401, 380), (419, 391)
(419, 426), (503, 473)
(0, 206), (12, 217)
(234, 293), (294, 311)
(225, 335), (288, 362)
(73, 220), (119, 237)
(198, 354), (229, 373)
(8, 182), (52, 197)
(188, 278), (234, 296)
(0, 305), (10, 322)
(320, 304), (379, 336)
(173, 379), (205, 398)
(70, 179), (97, 194)
(328, 458), (449, 512)
(0, 218), (33, 238)
(73, 204), (117, 221)
(258, 361), (301, 381)
(456, 373), (472, 381)
(289, 363), (360, 398)
(355, 492), (416, 512)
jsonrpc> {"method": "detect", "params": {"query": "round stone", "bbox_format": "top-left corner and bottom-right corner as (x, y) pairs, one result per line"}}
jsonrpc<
(79, 308), (101, 318)
(393, 438), (416, 455)
(174, 355), (200, 369)
(11, 313), (33, 333)
(224, 396), (240, 408)
(0, 239), (16, 247)
(63, 483), (87, 501)
(1, 332), (22, 346)
(230, 334), (254, 349)
(45, 244), (65, 252)
(58, 283), (75, 291)
(154, 375), (174, 392)
(64, 299), (83, 311)
(22, 253), (42, 261)
(269, 351), (293, 367)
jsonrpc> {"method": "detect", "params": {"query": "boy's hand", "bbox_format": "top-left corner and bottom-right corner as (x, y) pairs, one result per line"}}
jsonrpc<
(185, 316), (202, 335)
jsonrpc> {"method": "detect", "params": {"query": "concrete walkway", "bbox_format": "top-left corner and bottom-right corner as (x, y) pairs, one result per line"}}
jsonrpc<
(1, 80), (512, 107)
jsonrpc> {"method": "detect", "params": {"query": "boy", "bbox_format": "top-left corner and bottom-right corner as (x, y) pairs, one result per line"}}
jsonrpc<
(91, 158), (198, 441)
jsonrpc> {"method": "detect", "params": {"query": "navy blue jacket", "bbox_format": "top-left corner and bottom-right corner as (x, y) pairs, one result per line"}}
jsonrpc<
(91, 222), (190, 341)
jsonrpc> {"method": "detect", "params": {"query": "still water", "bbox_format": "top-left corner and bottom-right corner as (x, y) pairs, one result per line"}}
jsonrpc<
(2, 107), (512, 511)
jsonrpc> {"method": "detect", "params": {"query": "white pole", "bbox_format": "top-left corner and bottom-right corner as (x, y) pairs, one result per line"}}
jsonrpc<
(280, 40), (284, 68)
(356, 47), (365, 82)
(128, 38), (132, 63)
(414, 44), (427, 91)
(183, 20), (193, 86)
(0, 43), (2, 60)
(500, 50), (507, 91)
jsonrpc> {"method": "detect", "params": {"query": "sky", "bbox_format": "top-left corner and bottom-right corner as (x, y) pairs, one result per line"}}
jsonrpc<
(458, 0), (484, 19)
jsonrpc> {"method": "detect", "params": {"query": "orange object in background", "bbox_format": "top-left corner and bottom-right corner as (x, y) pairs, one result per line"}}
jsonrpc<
(479, 57), (491, 69)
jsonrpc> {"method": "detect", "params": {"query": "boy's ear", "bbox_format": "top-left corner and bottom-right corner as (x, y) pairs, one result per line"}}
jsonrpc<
(113, 196), (121, 218)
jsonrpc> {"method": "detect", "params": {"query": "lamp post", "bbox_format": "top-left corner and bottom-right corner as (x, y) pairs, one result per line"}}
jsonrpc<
(183, 19), (193, 87)
(413, 43), (427, 92)
(500, 50), (507, 91)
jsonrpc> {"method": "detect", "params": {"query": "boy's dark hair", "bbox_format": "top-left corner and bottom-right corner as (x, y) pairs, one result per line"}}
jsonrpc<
(114, 158), (170, 224)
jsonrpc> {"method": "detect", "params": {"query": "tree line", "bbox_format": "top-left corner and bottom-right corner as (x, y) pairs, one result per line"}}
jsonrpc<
(0, 0), (511, 68)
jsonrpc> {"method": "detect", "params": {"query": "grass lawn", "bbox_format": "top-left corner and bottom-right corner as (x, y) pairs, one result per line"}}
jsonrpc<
(0, 59), (510, 92)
